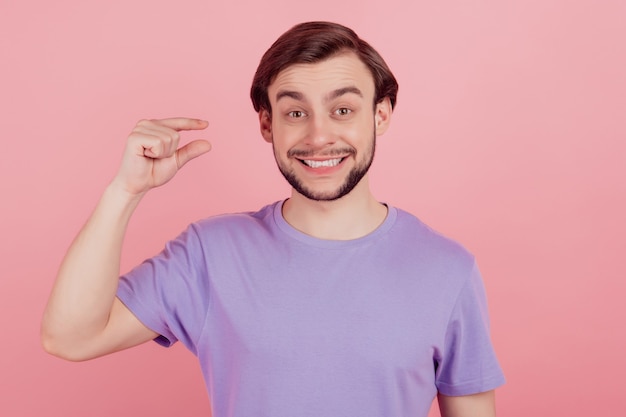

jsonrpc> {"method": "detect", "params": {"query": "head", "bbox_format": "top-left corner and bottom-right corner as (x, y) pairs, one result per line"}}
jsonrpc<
(251, 22), (398, 202)
(251, 21), (398, 116)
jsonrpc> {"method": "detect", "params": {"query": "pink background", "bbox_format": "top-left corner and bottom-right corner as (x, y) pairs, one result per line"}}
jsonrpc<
(1, 0), (625, 415)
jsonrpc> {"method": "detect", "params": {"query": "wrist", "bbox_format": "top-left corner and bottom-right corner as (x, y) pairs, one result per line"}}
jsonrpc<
(101, 181), (145, 217)
(106, 179), (146, 202)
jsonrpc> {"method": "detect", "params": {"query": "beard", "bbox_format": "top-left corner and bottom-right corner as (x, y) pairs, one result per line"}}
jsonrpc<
(273, 131), (376, 202)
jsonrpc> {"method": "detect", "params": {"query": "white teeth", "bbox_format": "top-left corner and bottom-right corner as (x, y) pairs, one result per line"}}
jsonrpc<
(303, 158), (343, 168)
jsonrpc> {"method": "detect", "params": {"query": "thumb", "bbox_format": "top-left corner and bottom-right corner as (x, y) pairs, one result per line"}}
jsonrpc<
(176, 140), (212, 168)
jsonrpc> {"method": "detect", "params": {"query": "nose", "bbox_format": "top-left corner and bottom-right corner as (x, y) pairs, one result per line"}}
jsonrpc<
(305, 114), (336, 148)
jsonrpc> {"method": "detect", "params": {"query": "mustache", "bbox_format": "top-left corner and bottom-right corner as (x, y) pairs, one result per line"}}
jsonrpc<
(287, 147), (356, 159)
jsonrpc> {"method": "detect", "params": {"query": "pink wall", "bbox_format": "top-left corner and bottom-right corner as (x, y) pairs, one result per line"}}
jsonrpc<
(1, 1), (624, 416)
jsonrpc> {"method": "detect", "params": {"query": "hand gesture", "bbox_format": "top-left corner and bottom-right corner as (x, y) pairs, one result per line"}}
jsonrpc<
(111, 118), (211, 196)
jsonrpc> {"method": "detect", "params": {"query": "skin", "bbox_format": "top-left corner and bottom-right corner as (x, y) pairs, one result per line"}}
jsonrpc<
(41, 118), (210, 360)
(438, 390), (497, 417)
(41, 53), (496, 416)
(264, 61), (378, 203)
(259, 52), (391, 240)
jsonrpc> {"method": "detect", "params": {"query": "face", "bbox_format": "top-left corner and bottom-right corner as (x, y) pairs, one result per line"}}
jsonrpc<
(259, 52), (391, 202)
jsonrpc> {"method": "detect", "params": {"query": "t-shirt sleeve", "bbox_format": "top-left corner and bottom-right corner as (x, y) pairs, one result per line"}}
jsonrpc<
(116, 223), (210, 355)
(435, 262), (505, 396)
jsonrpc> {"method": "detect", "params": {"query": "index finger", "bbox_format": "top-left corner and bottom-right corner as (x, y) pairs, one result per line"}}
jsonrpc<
(153, 117), (209, 131)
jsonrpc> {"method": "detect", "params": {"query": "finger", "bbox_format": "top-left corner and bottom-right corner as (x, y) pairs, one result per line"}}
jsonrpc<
(176, 140), (212, 168)
(133, 125), (180, 157)
(152, 118), (209, 132)
(127, 134), (166, 159)
(135, 122), (180, 140)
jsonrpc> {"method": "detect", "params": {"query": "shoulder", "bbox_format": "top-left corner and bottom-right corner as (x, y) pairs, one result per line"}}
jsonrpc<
(382, 207), (479, 297)
(188, 201), (280, 242)
(391, 207), (475, 266)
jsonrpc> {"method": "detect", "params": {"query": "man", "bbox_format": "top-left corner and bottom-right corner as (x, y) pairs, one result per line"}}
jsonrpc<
(42, 21), (505, 417)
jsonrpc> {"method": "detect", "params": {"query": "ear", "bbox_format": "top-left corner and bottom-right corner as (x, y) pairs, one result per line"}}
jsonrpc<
(259, 109), (273, 143)
(374, 97), (392, 136)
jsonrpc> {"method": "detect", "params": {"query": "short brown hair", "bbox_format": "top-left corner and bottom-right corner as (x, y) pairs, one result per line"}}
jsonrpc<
(250, 21), (398, 113)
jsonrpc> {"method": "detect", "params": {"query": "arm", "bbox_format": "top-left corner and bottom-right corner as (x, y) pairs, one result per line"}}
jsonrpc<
(438, 390), (496, 417)
(41, 118), (211, 361)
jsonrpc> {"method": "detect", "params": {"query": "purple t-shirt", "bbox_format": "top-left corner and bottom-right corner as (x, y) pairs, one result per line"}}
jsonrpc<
(117, 201), (505, 416)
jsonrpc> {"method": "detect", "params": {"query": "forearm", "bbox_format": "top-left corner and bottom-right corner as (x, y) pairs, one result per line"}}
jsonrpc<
(42, 117), (210, 360)
(41, 183), (143, 357)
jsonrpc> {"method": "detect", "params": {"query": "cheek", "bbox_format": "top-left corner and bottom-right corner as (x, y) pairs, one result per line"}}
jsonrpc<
(345, 115), (375, 139)
(272, 122), (307, 144)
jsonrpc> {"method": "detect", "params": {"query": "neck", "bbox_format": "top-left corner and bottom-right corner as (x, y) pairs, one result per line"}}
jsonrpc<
(282, 176), (388, 240)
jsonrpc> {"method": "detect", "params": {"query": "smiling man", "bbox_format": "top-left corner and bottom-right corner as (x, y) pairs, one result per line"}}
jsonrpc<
(262, 57), (381, 203)
(42, 22), (505, 417)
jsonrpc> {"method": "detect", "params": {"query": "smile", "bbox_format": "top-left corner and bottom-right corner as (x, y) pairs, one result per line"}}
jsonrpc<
(301, 158), (344, 168)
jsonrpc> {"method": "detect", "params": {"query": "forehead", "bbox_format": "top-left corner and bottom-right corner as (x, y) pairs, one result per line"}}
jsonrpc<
(268, 52), (375, 101)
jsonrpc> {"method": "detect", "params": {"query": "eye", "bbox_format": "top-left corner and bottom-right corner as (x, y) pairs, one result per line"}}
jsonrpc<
(287, 110), (305, 118)
(334, 107), (352, 116)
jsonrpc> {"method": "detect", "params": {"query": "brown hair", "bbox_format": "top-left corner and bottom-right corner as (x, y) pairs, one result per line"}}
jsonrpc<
(250, 21), (398, 114)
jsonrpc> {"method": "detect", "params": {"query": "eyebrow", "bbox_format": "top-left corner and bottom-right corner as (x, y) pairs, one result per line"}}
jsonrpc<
(275, 86), (363, 104)
(325, 86), (363, 102)
(275, 90), (305, 102)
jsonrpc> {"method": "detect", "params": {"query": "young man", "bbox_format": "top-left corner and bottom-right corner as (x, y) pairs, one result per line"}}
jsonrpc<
(42, 22), (505, 417)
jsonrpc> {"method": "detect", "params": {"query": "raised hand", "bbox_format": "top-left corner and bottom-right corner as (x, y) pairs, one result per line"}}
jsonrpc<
(111, 118), (211, 196)
(41, 117), (212, 360)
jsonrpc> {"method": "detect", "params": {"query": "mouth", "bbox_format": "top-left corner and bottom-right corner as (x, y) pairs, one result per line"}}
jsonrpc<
(299, 157), (344, 168)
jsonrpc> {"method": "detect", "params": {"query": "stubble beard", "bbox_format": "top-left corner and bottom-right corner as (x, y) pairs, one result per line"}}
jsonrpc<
(273, 131), (376, 202)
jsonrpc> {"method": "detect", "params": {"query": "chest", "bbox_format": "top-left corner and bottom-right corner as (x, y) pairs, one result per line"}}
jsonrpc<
(202, 245), (451, 376)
